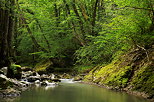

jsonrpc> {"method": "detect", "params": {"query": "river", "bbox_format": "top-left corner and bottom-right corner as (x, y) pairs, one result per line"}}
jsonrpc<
(0, 80), (151, 102)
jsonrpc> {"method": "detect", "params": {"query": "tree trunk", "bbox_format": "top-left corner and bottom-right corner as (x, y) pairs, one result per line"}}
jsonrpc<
(91, 0), (99, 35)
(0, 0), (11, 68)
(72, 0), (85, 34)
(0, 0), (16, 79)
(63, 0), (85, 46)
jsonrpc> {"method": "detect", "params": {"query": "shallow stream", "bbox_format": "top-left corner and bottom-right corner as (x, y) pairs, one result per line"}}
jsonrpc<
(1, 80), (151, 102)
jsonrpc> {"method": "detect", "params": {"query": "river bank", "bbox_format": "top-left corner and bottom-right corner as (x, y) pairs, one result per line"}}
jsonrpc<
(82, 48), (154, 101)
(80, 81), (154, 102)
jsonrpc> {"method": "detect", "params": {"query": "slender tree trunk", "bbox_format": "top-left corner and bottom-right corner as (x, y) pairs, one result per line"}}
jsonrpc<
(8, 0), (16, 60)
(36, 20), (51, 53)
(91, 0), (99, 35)
(63, 0), (85, 46)
(24, 19), (47, 52)
(54, 3), (59, 27)
(72, 0), (85, 34)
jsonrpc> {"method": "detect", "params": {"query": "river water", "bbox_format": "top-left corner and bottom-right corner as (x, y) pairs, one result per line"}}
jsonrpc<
(1, 81), (151, 102)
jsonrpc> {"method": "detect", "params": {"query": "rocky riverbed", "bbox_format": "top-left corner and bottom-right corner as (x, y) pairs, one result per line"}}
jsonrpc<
(0, 67), (83, 98)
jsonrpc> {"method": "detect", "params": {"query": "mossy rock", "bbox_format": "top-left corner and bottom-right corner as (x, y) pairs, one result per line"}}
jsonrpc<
(0, 77), (14, 89)
(61, 73), (72, 79)
(35, 59), (53, 74)
(8, 64), (22, 79)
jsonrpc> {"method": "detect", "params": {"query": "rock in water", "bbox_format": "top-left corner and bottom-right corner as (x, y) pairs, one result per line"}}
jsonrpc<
(52, 78), (61, 82)
(27, 76), (40, 82)
(41, 80), (57, 86)
(0, 67), (8, 76)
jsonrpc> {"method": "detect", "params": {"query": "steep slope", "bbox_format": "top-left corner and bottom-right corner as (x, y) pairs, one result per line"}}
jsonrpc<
(84, 47), (154, 99)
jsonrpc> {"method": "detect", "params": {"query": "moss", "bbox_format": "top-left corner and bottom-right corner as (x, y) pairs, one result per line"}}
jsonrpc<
(10, 64), (21, 74)
(99, 65), (131, 88)
(131, 64), (154, 97)
(0, 79), (14, 89)
(84, 49), (154, 98)
(35, 59), (52, 72)
(74, 65), (95, 73)
(84, 58), (131, 87)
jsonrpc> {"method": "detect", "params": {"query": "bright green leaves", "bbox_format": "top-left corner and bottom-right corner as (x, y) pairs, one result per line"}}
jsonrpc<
(15, 0), (154, 67)
(75, 0), (154, 65)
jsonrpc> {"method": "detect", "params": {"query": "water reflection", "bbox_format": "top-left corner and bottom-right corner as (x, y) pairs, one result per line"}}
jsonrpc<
(0, 97), (19, 102)
(0, 83), (150, 102)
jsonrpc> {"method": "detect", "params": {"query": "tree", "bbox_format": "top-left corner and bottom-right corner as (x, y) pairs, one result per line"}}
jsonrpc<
(0, 0), (16, 68)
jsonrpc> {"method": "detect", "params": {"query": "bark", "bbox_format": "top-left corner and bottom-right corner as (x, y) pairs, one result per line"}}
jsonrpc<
(54, 3), (59, 27)
(72, 0), (85, 34)
(8, 0), (15, 59)
(63, 0), (85, 46)
(36, 20), (51, 53)
(16, 2), (47, 53)
(26, 9), (51, 53)
(91, 0), (99, 35)
(78, 3), (89, 21)
(0, 1), (10, 68)
(97, 0), (105, 21)
(63, 0), (70, 15)
(0, 0), (15, 68)
(24, 19), (47, 52)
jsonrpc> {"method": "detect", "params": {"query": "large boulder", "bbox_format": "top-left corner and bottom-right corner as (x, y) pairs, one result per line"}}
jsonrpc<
(7, 64), (22, 80)
(61, 73), (72, 79)
(0, 74), (13, 89)
(14, 67), (22, 80)
(0, 67), (8, 76)
(21, 67), (33, 72)
(51, 78), (61, 82)
(22, 71), (40, 79)
(0, 74), (27, 90)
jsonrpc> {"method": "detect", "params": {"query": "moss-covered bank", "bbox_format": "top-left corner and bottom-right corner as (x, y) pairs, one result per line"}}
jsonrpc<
(84, 48), (154, 99)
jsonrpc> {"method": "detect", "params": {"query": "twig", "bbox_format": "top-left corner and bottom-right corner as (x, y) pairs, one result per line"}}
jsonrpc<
(136, 45), (150, 61)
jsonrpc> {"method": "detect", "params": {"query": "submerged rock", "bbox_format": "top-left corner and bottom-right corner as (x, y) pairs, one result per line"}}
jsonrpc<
(0, 88), (21, 98)
(35, 80), (40, 84)
(41, 80), (57, 86)
(52, 78), (61, 82)
(27, 76), (40, 82)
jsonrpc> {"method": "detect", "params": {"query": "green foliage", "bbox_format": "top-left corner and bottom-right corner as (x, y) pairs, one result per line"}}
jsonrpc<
(84, 49), (154, 97)
(16, 0), (80, 65)
(84, 59), (131, 88)
(10, 64), (21, 74)
(73, 65), (94, 73)
(15, 0), (153, 69)
(75, 0), (154, 65)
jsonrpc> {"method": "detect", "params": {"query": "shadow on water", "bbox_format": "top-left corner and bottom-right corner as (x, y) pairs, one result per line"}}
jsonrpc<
(0, 80), (151, 102)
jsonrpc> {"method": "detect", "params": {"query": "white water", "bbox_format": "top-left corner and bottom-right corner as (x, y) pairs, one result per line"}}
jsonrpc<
(60, 79), (75, 83)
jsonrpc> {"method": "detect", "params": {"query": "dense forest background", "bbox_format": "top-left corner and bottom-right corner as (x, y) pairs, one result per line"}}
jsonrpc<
(0, 0), (153, 72)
